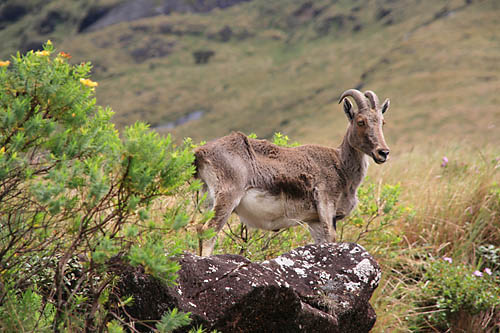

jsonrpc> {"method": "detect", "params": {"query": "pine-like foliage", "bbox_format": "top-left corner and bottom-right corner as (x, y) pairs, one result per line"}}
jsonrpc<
(0, 42), (203, 331)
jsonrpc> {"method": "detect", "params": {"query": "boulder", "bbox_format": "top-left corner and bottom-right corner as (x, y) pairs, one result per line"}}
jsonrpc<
(116, 242), (381, 332)
(193, 50), (215, 64)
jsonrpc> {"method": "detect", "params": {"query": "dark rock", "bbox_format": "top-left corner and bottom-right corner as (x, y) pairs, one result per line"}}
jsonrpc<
(353, 24), (363, 32)
(83, 0), (254, 32)
(207, 25), (251, 42)
(375, 7), (392, 21)
(293, 2), (313, 17)
(85, 0), (158, 32)
(280, 119), (290, 126)
(384, 18), (394, 26)
(286, 1), (326, 29)
(78, 5), (113, 32)
(434, 6), (451, 20)
(116, 243), (381, 332)
(217, 25), (233, 42)
(90, 61), (108, 76)
(159, 23), (173, 34)
(351, 5), (362, 12)
(37, 10), (67, 35)
(20, 40), (44, 54)
(130, 39), (176, 63)
(160, 0), (253, 15)
(193, 50), (215, 64)
(315, 14), (346, 36)
(0, 4), (28, 24)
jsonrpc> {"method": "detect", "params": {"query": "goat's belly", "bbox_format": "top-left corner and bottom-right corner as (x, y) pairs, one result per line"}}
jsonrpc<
(234, 189), (317, 230)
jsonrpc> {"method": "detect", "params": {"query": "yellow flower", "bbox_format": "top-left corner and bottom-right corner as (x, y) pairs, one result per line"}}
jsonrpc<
(79, 78), (98, 87)
(46, 39), (52, 46)
(35, 50), (50, 56)
(0, 60), (10, 67)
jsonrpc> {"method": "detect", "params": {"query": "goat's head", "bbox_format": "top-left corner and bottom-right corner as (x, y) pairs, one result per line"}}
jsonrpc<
(339, 89), (390, 164)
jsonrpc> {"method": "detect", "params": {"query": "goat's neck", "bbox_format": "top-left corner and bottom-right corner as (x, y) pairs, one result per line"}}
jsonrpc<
(339, 135), (368, 193)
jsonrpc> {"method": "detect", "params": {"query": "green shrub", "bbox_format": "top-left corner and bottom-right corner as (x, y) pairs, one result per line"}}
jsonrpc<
(0, 286), (56, 332)
(409, 257), (500, 332)
(0, 42), (205, 331)
(338, 180), (409, 244)
(271, 132), (299, 147)
(478, 244), (500, 273)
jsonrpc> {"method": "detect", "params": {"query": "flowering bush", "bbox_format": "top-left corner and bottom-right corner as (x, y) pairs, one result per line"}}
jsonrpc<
(0, 42), (205, 331)
(410, 257), (500, 332)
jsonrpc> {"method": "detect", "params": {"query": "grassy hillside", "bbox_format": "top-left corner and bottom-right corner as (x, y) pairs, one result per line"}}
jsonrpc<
(53, 0), (500, 151)
(1, 0), (498, 149)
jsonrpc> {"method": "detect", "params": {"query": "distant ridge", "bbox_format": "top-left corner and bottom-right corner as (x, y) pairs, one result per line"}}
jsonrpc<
(83, 0), (253, 32)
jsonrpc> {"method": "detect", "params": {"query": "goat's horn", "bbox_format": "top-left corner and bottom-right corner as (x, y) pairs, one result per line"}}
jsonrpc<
(364, 90), (380, 110)
(339, 89), (368, 111)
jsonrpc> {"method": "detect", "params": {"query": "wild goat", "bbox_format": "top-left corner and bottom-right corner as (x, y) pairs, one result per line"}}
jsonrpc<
(194, 89), (390, 256)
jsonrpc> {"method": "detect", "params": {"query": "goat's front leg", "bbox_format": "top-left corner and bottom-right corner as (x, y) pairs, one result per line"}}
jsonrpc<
(200, 190), (242, 256)
(310, 189), (337, 243)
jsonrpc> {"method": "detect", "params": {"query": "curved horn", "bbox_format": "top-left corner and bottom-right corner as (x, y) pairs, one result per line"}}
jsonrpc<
(364, 90), (380, 110)
(339, 89), (368, 111)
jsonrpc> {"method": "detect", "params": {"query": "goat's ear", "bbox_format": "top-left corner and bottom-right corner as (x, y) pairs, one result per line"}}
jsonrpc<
(343, 99), (354, 121)
(381, 98), (390, 114)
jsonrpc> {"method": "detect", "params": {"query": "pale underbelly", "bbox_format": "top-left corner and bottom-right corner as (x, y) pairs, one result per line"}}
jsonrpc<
(234, 189), (318, 230)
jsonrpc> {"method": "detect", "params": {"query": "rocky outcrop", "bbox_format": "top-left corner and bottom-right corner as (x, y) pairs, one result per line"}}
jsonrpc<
(116, 242), (381, 332)
(193, 50), (215, 64)
(83, 0), (253, 32)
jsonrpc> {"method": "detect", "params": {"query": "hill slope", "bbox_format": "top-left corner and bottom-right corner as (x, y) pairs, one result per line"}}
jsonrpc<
(1, 0), (499, 149)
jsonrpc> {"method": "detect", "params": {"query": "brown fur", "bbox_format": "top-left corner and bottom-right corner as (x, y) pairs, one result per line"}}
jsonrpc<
(194, 89), (390, 256)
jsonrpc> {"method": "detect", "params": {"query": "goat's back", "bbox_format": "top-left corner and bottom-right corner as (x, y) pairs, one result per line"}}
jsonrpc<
(194, 132), (342, 198)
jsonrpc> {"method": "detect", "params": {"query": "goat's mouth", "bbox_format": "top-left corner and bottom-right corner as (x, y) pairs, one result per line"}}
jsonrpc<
(372, 153), (387, 164)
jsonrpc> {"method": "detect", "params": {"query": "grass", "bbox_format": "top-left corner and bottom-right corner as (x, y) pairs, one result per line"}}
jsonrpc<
(369, 146), (500, 331)
(19, 0), (490, 149)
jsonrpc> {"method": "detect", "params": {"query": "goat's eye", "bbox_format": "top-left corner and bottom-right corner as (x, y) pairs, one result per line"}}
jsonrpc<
(357, 120), (365, 126)
(382, 120), (386, 126)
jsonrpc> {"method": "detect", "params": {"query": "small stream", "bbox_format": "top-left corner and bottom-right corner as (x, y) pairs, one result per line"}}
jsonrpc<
(152, 109), (205, 130)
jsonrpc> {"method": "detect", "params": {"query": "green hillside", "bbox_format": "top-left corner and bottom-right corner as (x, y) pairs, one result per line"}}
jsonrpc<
(1, 0), (498, 149)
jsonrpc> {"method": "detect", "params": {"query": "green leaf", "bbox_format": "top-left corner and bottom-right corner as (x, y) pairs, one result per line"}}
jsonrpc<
(156, 308), (192, 333)
(173, 213), (190, 231)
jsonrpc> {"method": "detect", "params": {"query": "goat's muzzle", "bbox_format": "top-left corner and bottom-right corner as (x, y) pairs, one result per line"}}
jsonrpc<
(373, 148), (390, 164)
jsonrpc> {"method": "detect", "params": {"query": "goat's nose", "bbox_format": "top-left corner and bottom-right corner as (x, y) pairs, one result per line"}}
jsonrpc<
(377, 149), (390, 160)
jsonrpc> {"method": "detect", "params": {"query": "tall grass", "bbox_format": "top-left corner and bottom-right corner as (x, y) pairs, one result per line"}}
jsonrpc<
(369, 146), (500, 332)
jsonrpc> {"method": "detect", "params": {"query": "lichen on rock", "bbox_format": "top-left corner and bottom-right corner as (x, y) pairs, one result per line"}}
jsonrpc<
(116, 242), (381, 332)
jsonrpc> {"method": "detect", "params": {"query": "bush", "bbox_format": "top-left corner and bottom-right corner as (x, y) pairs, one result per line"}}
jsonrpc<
(338, 180), (409, 245)
(409, 257), (500, 332)
(0, 42), (205, 331)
